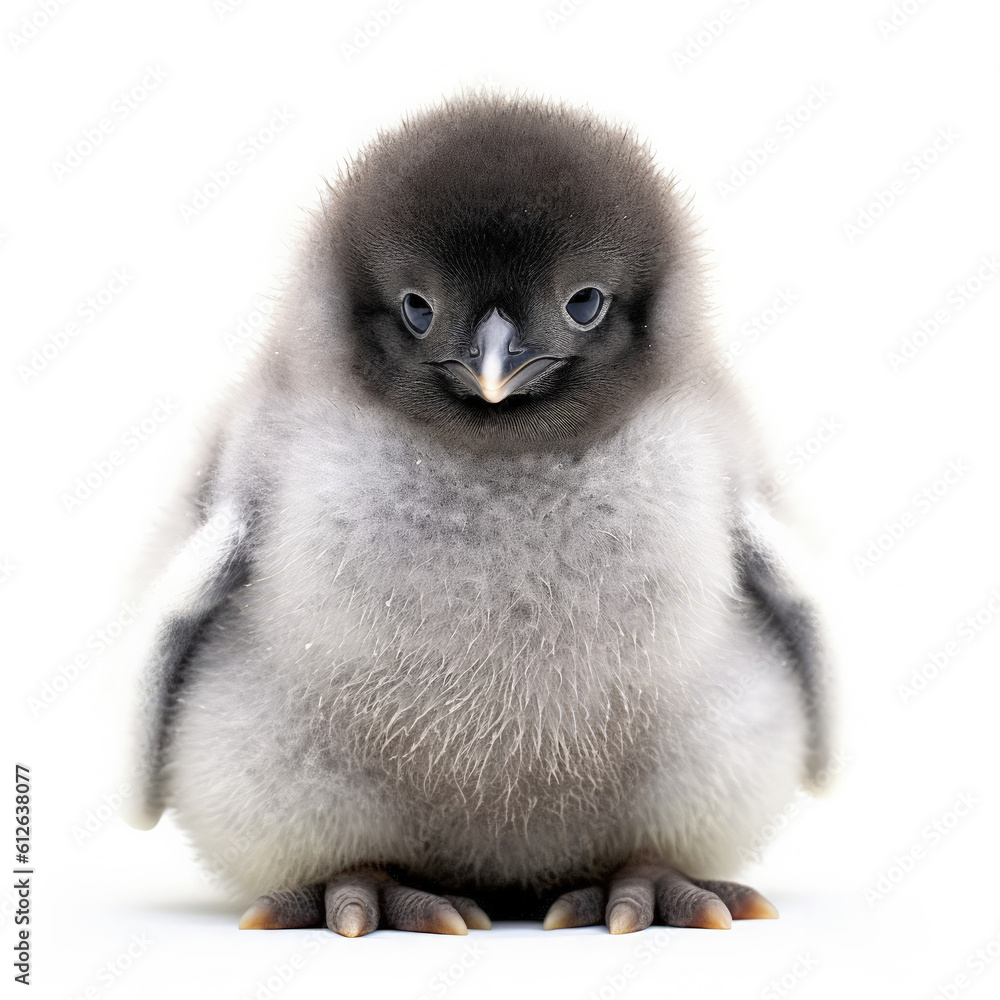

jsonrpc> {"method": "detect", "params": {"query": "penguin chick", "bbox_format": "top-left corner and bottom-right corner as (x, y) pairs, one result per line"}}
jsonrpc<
(123, 94), (829, 937)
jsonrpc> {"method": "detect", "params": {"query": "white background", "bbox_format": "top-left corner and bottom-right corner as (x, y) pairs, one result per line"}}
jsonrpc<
(3, 1), (999, 998)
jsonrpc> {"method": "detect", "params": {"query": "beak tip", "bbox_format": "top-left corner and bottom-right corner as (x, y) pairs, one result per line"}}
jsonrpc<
(477, 380), (508, 404)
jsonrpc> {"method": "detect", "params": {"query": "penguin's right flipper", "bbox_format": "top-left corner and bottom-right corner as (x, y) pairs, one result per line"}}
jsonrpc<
(121, 503), (250, 830)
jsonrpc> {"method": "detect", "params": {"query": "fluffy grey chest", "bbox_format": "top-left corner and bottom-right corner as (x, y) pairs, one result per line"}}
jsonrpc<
(243, 428), (722, 816)
(276, 441), (680, 652)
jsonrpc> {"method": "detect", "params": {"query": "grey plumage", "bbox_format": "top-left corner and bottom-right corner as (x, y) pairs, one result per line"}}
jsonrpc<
(123, 94), (829, 934)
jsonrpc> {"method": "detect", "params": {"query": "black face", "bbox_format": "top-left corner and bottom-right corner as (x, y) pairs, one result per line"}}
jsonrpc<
(329, 101), (678, 448)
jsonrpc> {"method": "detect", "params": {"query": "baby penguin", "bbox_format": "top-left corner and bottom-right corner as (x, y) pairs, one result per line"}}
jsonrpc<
(123, 94), (828, 937)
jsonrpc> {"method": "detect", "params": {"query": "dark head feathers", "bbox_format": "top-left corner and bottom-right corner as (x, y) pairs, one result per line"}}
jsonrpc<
(331, 94), (678, 291)
(300, 94), (709, 447)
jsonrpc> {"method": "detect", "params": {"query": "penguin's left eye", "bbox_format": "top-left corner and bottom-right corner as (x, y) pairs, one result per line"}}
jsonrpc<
(401, 293), (434, 338)
(566, 287), (604, 326)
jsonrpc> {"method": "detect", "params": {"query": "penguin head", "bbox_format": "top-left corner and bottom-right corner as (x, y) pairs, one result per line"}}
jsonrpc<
(323, 96), (702, 448)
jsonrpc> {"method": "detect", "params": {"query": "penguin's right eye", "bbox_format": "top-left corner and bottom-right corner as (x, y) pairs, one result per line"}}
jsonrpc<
(401, 293), (434, 338)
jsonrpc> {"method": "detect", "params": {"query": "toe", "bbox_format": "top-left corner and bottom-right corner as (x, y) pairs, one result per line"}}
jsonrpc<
(382, 885), (468, 935)
(693, 879), (779, 920)
(606, 869), (656, 934)
(239, 885), (324, 930)
(543, 886), (606, 930)
(655, 870), (732, 930)
(442, 895), (492, 930)
(325, 875), (380, 937)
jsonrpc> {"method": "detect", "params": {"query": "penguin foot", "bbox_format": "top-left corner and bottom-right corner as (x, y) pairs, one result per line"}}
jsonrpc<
(542, 863), (778, 934)
(239, 868), (491, 937)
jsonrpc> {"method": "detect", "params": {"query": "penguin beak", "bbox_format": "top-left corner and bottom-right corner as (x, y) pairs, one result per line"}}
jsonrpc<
(437, 307), (562, 404)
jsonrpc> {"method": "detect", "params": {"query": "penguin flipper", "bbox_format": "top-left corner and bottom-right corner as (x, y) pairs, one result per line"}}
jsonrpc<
(733, 509), (831, 788)
(122, 503), (250, 830)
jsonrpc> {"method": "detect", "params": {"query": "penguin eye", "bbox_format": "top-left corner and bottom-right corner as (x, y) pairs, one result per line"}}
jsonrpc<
(566, 287), (604, 326)
(401, 293), (434, 338)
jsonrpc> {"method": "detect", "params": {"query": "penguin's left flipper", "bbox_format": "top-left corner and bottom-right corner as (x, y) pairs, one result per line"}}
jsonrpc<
(543, 862), (778, 934)
(734, 507), (831, 788)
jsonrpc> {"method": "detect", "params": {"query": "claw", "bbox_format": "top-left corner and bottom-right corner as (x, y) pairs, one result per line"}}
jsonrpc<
(443, 896), (492, 930)
(607, 902), (643, 935)
(543, 887), (605, 930)
(424, 908), (468, 936)
(731, 893), (778, 921)
(238, 899), (278, 930)
(690, 897), (733, 930)
(542, 898), (576, 931)
(693, 879), (779, 921)
(336, 902), (370, 938)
